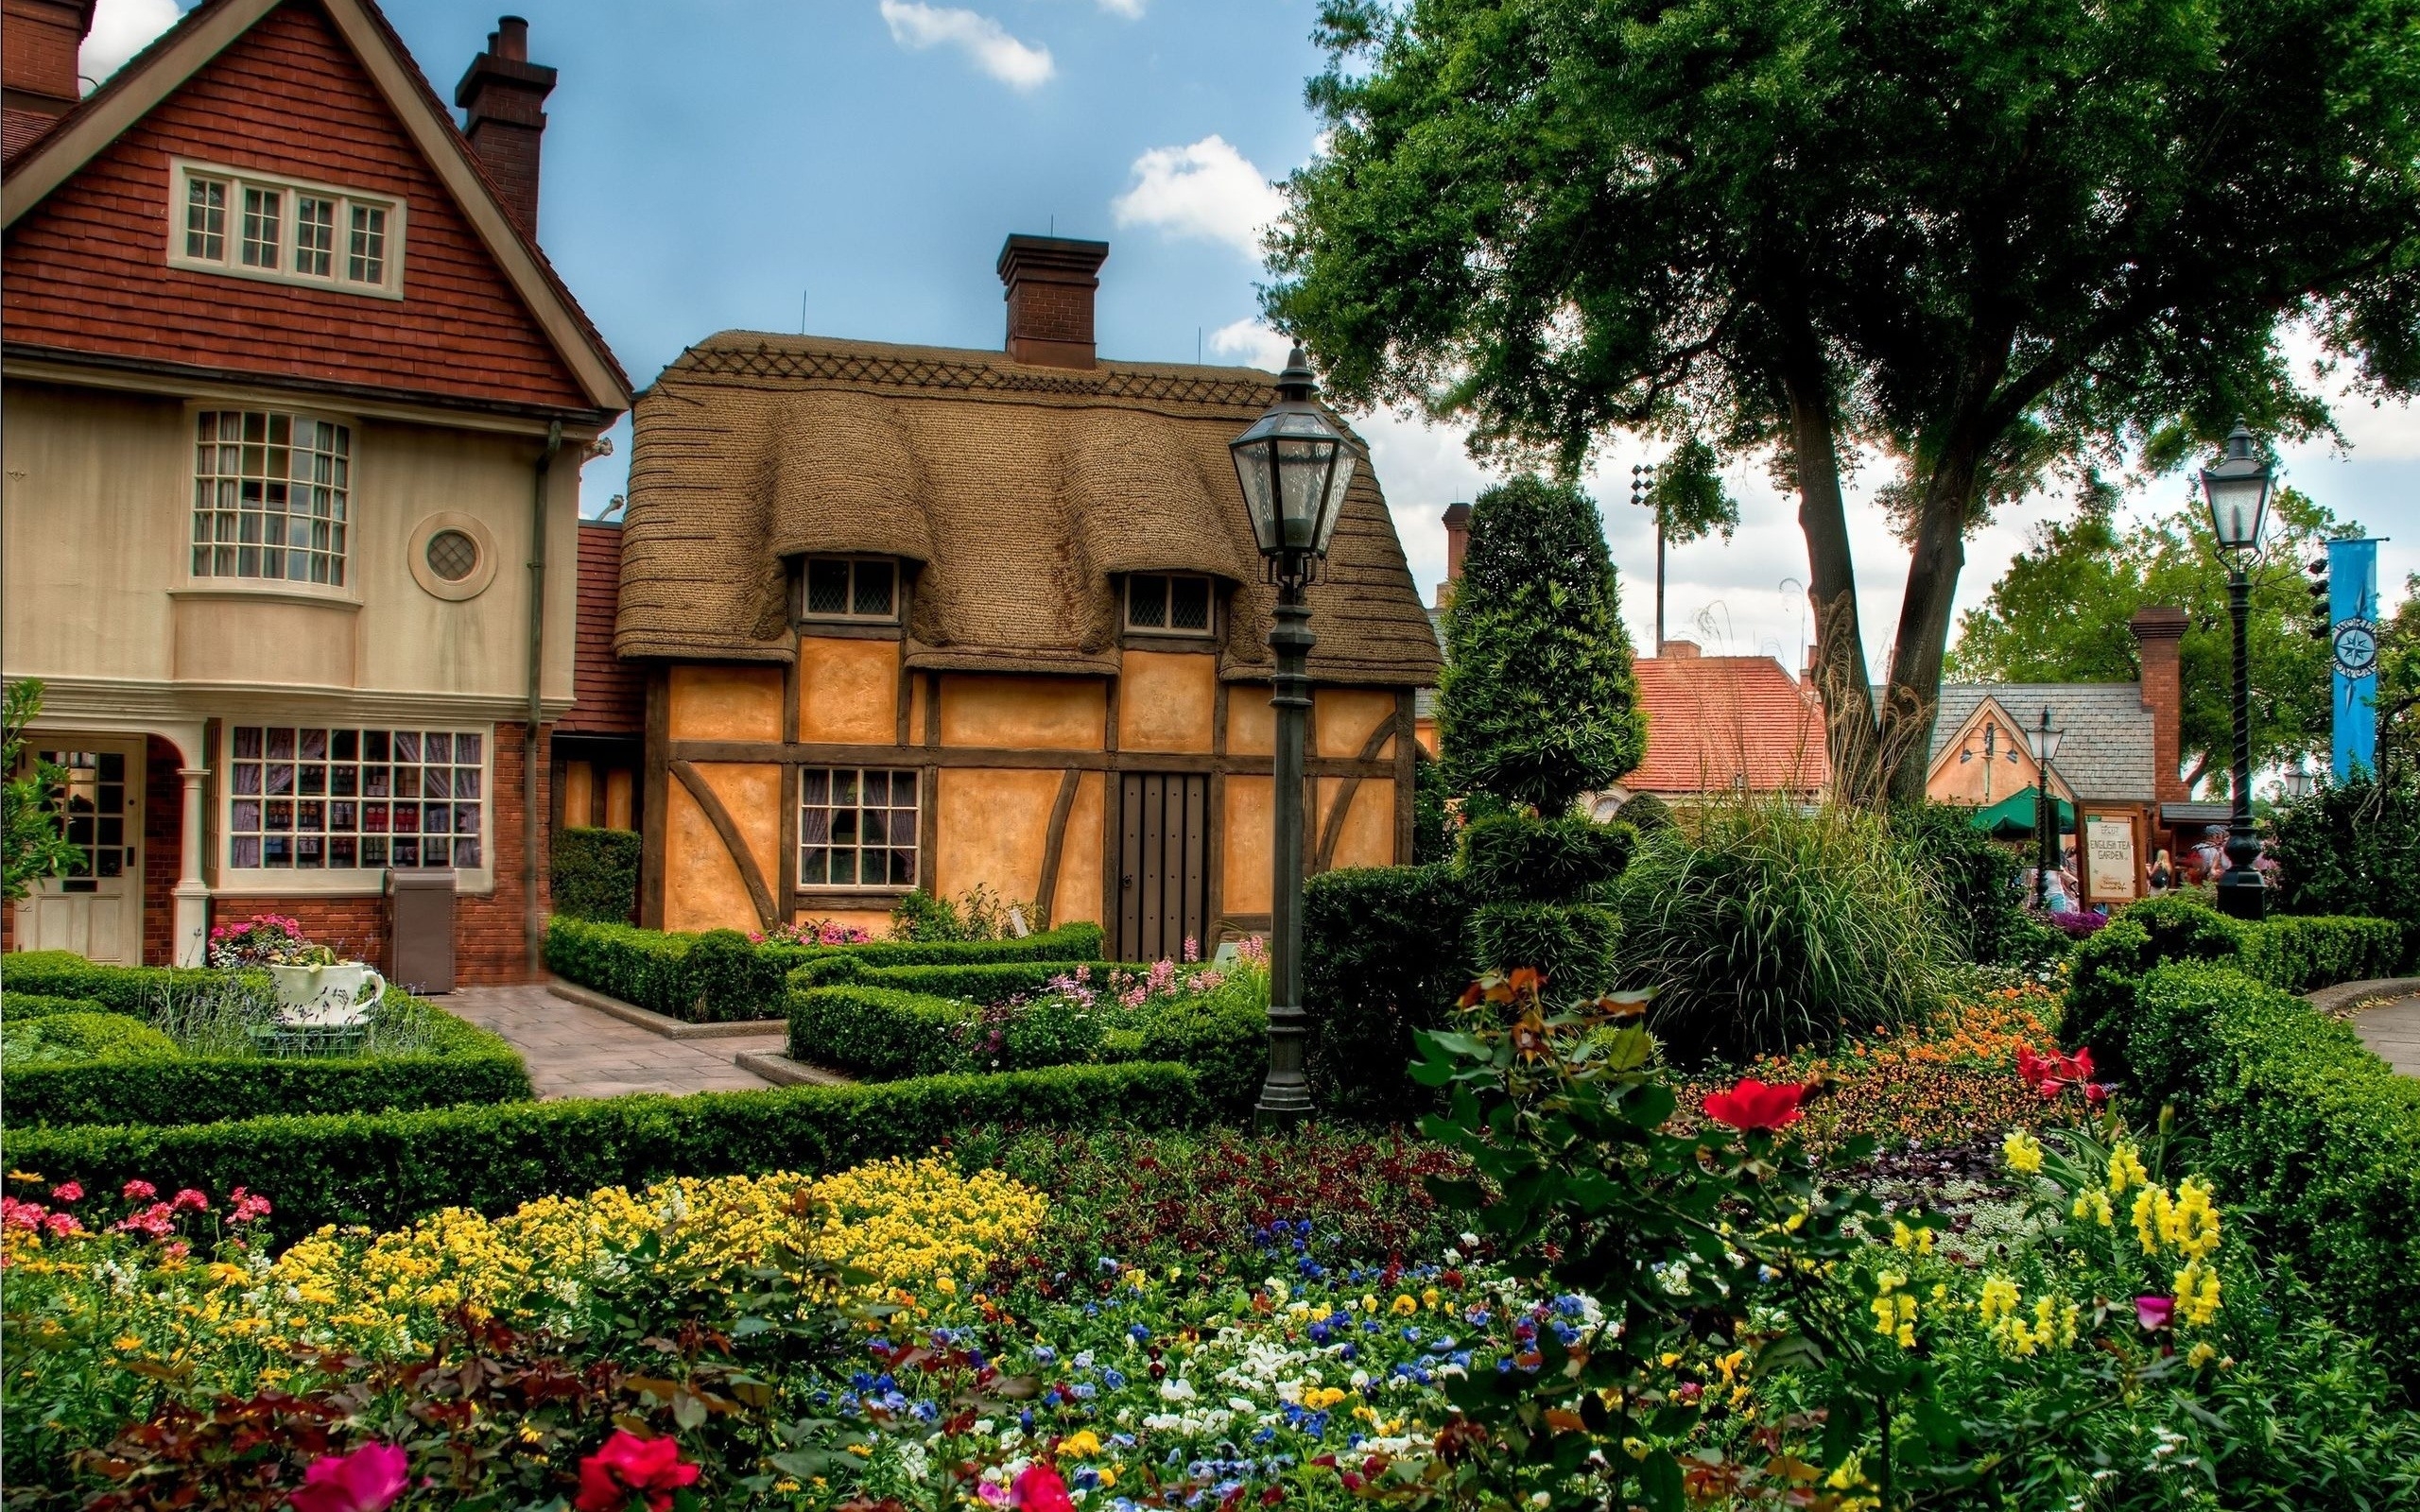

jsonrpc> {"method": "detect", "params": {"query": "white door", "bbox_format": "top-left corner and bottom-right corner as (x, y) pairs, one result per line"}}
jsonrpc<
(12, 737), (146, 965)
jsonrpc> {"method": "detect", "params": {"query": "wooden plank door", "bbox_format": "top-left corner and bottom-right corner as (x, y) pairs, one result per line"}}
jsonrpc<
(1116, 772), (1209, 964)
(10, 737), (146, 965)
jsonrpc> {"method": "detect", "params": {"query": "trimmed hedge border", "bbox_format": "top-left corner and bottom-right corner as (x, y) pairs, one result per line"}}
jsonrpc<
(0, 991), (112, 1021)
(544, 917), (1108, 1022)
(2119, 961), (2420, 1385)
(3, 1011), (180, 1064)
(1, 1061), (1205, 1245)
(552, 827), (642, 923)
(2, 953), (235, 1018)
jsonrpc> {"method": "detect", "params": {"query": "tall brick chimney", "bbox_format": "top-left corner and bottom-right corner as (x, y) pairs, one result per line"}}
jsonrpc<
(997, 234), (1109, 368)
(2131, 605), (2189, 801)
(1437, 501), (1472, 608)
(3, 0), (96, 119)
(455, 16), (555, 237)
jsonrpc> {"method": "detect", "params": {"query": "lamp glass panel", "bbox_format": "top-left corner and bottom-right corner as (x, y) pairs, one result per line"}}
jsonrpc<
(1230, 437), (1281, 555)
(1314, 451), (1357, 554)
(1275, 436), (1338, 550)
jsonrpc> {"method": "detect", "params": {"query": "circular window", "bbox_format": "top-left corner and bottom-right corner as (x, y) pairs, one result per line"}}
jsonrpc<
(425, 529), (480, 582)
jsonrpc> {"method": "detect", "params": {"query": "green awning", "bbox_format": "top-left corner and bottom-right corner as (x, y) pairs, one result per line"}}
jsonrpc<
(1968, 787), (2075, 839)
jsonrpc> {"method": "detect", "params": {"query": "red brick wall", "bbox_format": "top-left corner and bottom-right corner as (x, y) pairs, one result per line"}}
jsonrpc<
(141, 735), (183, 966)
(227, 720), (552, 985)
(2, 1), (589, 410)
(559, 522), (644, 735)
(2, 0), (87, 108)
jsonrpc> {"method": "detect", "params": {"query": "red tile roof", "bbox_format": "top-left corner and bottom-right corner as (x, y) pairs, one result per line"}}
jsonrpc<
(2, 108), (58, 162)
(1628, 650), (1829, 795)
(560, 521), (644, 734)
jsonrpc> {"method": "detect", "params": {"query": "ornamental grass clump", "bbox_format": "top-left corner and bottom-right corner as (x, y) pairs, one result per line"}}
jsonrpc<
(1616, 794), (1948, 1063)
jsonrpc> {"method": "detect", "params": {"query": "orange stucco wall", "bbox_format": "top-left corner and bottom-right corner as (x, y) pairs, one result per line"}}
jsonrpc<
(1221, 775), (1273, 916)
(668, 665), (784, 742)
(933, 766), (1063, 906)
(1927, 704), (2070, 806)
(695, 763), (783, 898)
(940, 676), (1106, 751)
(1317, 688), (1399, 759)
(1052, 771), (1105, 927)
(799, 637), (900, 746)
(604, 769), (634, 830)
(562, 761), (594, 826)
(1118, 651), (1218, 753)
(1227, 689), (1274, 756)
(1318, 776), (1397, 869)
(665, 781), (759, 934)
(791, 907), (897, 936)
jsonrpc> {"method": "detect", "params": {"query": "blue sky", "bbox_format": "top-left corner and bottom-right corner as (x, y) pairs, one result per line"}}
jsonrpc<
(90, 0), (2418, 674)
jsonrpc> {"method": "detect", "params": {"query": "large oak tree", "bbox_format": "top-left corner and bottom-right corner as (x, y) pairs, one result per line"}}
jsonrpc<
(1266, 0), (2420, 804)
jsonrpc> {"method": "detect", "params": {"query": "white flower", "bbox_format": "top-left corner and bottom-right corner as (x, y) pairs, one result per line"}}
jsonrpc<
(1350, 1369), (1371, 1390)
(1160, 1378), (1198, 1402)
(1228, 1397), (1256, 1414)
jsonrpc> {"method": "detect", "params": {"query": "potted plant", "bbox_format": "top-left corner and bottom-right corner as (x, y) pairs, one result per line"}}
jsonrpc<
(209, 914), (385, 1029)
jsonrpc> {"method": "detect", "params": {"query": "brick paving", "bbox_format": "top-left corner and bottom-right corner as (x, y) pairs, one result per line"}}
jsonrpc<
(440, 983), (785, 1100)
(2351, 994), (2420, 1078)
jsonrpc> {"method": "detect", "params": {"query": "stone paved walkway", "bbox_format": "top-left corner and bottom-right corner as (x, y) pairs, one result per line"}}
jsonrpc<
(439, 984), (785, 1100)
(2351, 994), (2420, 1078)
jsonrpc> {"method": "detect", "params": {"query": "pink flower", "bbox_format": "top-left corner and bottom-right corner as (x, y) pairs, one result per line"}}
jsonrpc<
(43, 1211), (83, 1238)
(113, 1203), (176, 1239)
(575, 1431), (699, 1512)
(2135, 1296), (2174, 1331)
(1, 1197), (48, 1232)
(289, 1442), (408, 1512)
(121, 1179), (156, 1201)
(1011, 1464), (1077, 1512)
(978, 1481), (1013, 1506)
(49, 1181), (82, 1204)
(229, 1187), (273, 1224)
(169, 1188), (210, 1212)
(164, 1241), (190, 1262)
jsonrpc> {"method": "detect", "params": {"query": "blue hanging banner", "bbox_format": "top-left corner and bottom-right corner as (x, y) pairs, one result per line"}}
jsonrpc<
(2327, 537), (2382, 782)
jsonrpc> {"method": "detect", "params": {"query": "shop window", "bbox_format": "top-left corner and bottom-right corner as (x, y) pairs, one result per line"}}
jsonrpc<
(225, 725), (484, 870)
(799, 767), (918, 886)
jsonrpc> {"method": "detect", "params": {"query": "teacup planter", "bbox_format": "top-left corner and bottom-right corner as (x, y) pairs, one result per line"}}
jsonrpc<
(268, 960), (388, 1029)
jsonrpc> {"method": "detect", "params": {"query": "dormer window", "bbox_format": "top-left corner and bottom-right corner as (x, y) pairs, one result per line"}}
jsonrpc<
(169, 160), (405, 299)
(796, 557), (898, 622)
(1125, 573), (1214, 635)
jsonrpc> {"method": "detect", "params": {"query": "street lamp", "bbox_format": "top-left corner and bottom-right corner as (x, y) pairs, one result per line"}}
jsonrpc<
(2022, 706), (2064, 910)
(2199, 420), (2275, 920)
(1231, 346), (1358, 1126)
(1631, 462), (1664, 649)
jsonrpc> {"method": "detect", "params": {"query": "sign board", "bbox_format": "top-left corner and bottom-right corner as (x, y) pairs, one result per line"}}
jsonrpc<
(2083, 811), (2139, 905)
(2328, 538), (2382, 782)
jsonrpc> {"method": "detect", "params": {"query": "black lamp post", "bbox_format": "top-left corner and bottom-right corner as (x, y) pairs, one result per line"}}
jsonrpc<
(2022, 706), (2064, 910)
(1230, 346), (1357, 1126)
(2199, 421), (2275, 921)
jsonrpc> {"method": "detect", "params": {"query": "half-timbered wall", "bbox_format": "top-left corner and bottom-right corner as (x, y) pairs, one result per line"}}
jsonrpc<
(643, 631), (1410, 946)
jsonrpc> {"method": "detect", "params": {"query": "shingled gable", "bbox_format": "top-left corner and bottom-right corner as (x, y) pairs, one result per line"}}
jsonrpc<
(616, 331), (1445, 688)
(0, 0), (628, 418)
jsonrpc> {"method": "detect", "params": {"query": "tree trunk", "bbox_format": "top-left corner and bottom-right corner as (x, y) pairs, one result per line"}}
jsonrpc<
(1878, 464), (1978, 807)
(1777, 329), (1883, 807)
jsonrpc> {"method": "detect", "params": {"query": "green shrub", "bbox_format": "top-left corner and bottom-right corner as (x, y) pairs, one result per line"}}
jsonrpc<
(1410, 748), (1453, 865)
(1303, 863), (1474, 1120)
(1, 1010), (178, 1066)
(0, 952), (233, 1018)
(2, 1061), (1204, 1245)
(887, 885), (1035, 942)
(550, 827), (641, 923)
(853, 960), (1117, 1005)
(1889, 799), (2029, 964)
(1614, 793), (1675, 834)
(1458, 813), (1634, 900)
(544, 918), (1108, 1022)
(788, 985), (975, 1078)
(0, 991), (110, 1021)
(1109, 990), (1265, 1117)
(2120, 961), (2420, 1385)
(2270, 774), (2420, 965)
(1615, 798), (1948, 1063)
(2238, 913), (2406, 994)
(1468, 900), (1620, 995)
(2, 997), (529, 1128)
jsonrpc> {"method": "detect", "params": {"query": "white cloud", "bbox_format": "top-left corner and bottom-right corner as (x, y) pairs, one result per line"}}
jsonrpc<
(1097, 0), (1148, 15)
(879, 1), (1054, 91)
(79, 0), (182, 90)
(1205, 318), (1292, 369)
(1113, 135), (1284, 260)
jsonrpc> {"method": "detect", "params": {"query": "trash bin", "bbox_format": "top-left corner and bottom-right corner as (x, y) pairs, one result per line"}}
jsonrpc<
(386, 869), (457, 994)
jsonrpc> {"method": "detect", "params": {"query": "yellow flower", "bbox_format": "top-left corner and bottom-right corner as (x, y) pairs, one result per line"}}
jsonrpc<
(1099, 1467), (1119, 1489)
(2107, 1143), (2148, 1195)
(1391, 1295), (1419, 1315)
(1360, 1295), (1378, 1314)
(2072, 1189), (2114, 1228)
(1058, 1430), (1102, 1459)
(1978, 1276), (2020, 1325)
(935, 1276), (957, 1295)
(112, 1335), (143, 1352)
(2186, 1342), (2217, 1368)
(2001, 1130), (2044, 1175)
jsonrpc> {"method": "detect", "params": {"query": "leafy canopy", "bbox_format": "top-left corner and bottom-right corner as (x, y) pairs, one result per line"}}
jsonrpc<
(1947, 486), (2352, 792)
(1440, 475), (1647, 814)
(1270, 0), (2420, 805)
(3, 680), (79, 903)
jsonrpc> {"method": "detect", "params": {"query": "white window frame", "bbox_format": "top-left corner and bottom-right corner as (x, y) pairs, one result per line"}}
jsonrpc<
(185, 404), (358, 593)
(214, 722), (495, 895)
(1123, 573), (1218, 636)
(797, 766), (921, 890)
(793, 556), (902, 624)
(167, 159), (406, 300)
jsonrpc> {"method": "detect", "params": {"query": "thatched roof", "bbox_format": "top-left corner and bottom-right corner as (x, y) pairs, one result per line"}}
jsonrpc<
(615, 332), (1443, 687)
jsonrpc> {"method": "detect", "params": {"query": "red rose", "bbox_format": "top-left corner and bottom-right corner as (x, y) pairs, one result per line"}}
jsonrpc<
(1700, 1078), (1807, 1131)
(575, 1431), (699, 1512)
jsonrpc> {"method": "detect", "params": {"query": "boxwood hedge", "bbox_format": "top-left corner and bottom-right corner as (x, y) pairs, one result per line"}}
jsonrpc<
(0, 991), (111, 1021)
(1, 1060), (1203, 1245)
(2, 1011), (179, 1065)
(1, 952), (236, 1018)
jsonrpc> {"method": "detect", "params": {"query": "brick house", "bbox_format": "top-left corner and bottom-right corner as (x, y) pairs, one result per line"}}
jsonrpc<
(2, 0), (629, 981)
(604, 236), (1442, 958)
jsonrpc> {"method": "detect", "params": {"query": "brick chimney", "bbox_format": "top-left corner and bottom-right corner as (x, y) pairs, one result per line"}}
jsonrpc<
(2131, 605), (2189, 801)
(1659, 639), (1702, 660)
(997, 234), (1109, 368)
(455, 16), (555, 237)
(1437, 501), (1472, 608)
(3, 0), (96, 119)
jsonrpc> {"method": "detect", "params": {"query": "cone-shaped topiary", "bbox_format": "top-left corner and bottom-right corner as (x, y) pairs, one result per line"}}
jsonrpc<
(1440, 476), (1647, 816)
